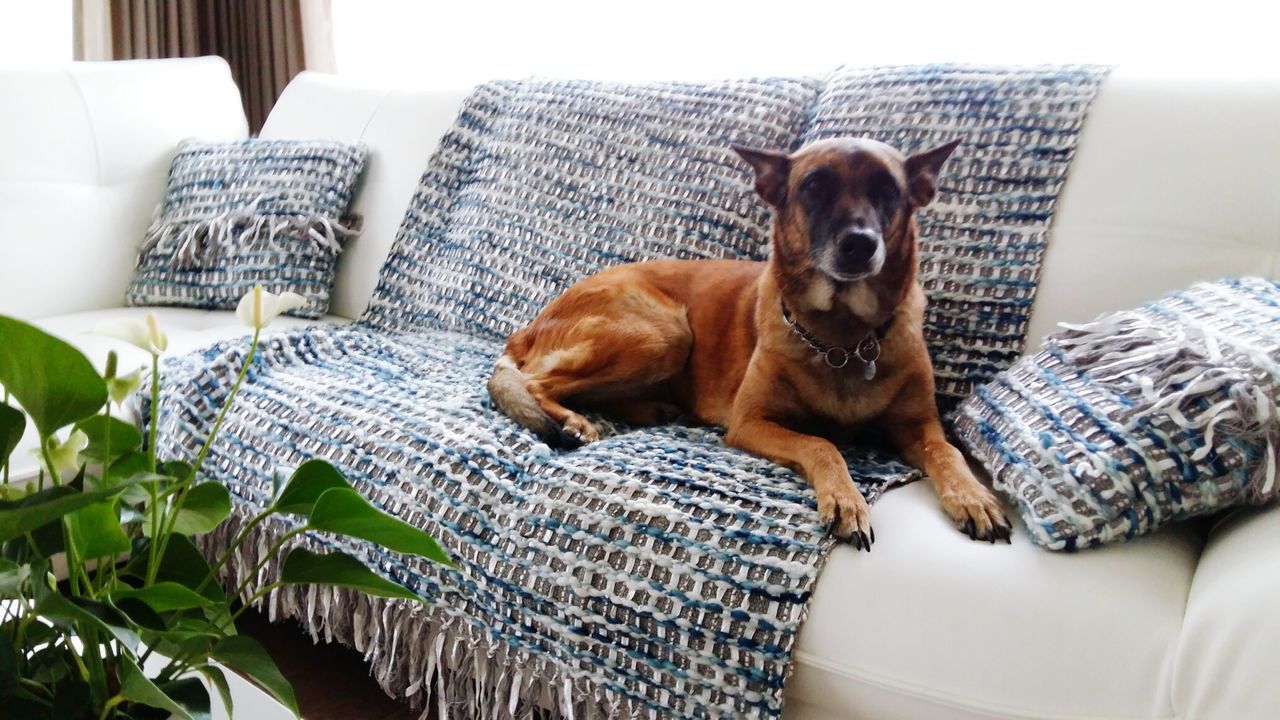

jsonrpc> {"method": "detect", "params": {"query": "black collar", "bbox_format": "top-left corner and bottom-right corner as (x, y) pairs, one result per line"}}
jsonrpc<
(780, 300), (893, 378)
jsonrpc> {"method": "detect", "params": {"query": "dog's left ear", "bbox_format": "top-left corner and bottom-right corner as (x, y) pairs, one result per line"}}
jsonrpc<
(732, 145), (791, 208)
(905, 139), (962, 207)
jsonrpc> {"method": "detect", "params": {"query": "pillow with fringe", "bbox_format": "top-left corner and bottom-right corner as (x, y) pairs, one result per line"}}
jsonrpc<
(952, 277), (1280, 550)
(127, 138), (367, 319)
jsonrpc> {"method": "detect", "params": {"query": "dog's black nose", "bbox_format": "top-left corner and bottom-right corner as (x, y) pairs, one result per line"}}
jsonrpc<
(838, 231), (880, 266)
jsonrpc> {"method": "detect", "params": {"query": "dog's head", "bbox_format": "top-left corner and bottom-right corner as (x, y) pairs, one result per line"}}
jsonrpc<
(733, 137), (959, 285)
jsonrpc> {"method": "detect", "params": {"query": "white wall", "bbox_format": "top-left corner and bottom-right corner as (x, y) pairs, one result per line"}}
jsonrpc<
(332, 0), (1278, 87)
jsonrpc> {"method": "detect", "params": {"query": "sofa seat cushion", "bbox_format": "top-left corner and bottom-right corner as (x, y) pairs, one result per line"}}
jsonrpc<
(1173, 503), (1280, 720)
(787, 481), (1203, 720)
(5, 307), (346, 485)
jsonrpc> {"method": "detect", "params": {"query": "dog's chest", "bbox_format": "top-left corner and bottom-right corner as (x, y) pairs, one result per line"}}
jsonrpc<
(787, 358), (897, 426)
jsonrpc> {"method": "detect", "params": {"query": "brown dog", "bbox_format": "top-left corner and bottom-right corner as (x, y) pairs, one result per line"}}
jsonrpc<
(488, 137), (1012, 548)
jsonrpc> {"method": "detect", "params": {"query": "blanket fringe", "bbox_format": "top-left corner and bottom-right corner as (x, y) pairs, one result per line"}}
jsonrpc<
(1052, 309), (1280, 496)
(202, 513), (645, 720)
(136, 194), (362, 269)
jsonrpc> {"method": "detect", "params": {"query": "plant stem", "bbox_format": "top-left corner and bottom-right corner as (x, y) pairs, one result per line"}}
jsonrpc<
(98, 694), (124, 720)
(2, 388), (9, 487)
(201, 504), (275, 592)
(152, 329), (260, 579)
(230, 581), (284, 623)
(188, 328), (260, 485)
(82, 626), (110, 711)
(145, 352), (162, 584)
(230, 527), (305, 603)
(147, 353), (160, 473)
(145, 481), (161, 585)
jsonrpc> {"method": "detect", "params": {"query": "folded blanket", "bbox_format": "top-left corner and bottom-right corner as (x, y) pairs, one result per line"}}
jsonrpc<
(152, 65), (1110, 718)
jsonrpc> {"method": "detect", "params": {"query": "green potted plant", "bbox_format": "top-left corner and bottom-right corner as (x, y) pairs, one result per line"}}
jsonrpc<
(0, 286), (450, 719)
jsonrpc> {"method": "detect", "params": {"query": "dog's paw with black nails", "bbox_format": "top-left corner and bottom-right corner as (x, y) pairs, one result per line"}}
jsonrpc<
(940, 485), (1012, 544)
(818, 482), (874, 551)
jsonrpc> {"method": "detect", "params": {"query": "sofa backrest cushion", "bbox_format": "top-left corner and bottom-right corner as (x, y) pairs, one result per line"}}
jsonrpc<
(0, 57), (248, 319)
(803, 64), (1109, 402)
(360, 77), (821, 339)
(1026, 66), (1280, 346)
(259, 72), (471, 320)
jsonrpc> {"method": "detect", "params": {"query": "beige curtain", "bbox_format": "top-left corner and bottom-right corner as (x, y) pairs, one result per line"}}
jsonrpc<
(74, 0), (336, 133)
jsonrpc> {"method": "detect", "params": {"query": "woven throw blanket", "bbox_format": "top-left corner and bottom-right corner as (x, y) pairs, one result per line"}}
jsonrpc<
(156, 328), (912, 718)
(805, 65), (1111, 405)
(151, 67), (1109, 719)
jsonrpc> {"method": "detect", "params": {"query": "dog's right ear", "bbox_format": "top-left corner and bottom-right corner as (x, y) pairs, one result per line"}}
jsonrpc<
(732, 145), (791, 208)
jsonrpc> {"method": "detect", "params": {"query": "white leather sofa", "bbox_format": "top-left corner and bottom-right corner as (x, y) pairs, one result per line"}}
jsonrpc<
(2, 57), (1277, 720)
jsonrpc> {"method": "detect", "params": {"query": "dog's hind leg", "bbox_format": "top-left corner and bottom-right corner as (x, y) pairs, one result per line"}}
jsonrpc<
(510, 282), (692, 445)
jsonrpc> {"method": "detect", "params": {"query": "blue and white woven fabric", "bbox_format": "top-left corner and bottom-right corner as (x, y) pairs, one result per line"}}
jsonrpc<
(361, 77), (822, 339)
(805, 65), (1110, 405)
(149, 67), (1108, 718)
(158, 327), (910, 719)
(954, 278), (1280, 551)
(128, 139), (367, 319)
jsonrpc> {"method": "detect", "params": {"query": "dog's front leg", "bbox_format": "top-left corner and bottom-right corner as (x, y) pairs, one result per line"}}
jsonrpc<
(886, 415), (1012, 543)
(727, 418), (873, 550)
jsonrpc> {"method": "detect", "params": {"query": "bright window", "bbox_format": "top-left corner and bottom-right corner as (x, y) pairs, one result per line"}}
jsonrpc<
(332, 0), (1276, 88)
(0, 1), (72, 68)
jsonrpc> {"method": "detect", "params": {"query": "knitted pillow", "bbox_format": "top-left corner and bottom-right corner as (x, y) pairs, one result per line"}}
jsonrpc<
(128, 138), (367, 319)
(953, 277), (1280, 550)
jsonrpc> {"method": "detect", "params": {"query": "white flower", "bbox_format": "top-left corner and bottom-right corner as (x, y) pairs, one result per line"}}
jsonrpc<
(107, 368), (143, 406)
(236, 285), (307, 330)
(94, 311), (168, 355)
(43, 429), (88, 475)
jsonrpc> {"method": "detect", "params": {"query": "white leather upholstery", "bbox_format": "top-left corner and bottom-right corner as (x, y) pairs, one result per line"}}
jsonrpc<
(786, 482), (1200, 720)
(1027, 65), (1280, 347)
(0, 57), (248, 318)
(1173, 505), (1280, 720)
(260, 72), (470, 319)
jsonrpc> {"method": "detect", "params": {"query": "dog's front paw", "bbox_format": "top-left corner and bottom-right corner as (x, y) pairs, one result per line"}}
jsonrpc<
(818, 480), (874, 551)
(940, 484), (1012, 544)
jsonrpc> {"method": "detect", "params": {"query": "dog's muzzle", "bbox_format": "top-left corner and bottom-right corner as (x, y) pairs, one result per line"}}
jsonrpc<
(830, 229), (885, 280)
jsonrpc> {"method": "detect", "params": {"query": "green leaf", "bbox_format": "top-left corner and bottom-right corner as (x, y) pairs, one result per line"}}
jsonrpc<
(272, 459), (352, 515)
(74, 415), (142, 462)
(0, 558), (29, 596)
(160, 460), (194, 481)
(280, 548), (424, 602)
(33, 574), (140, 652)
(210, 635), (299, 718)
(65, 500), (131, 559)
(0, 484), (127, 544)
(0, 401), (24, 469)
(102, 451), (150, 487)
(198, 664), (234, 719)
(0, 316), (107, 439)
(119, 655), (197, 720)
(170, 483), (231, 536)
(112, 596), (166, 632)
(112, 581), (214, 612)
(157, 677), (212, 720)
(129, 535), (225, 602)
(50, 674), (91, 719)
(308, 488), (452, 565)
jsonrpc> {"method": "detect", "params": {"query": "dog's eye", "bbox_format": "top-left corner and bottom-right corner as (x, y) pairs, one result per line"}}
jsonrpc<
(870, 174), (901, 208)
(799, 172), (830, 199)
